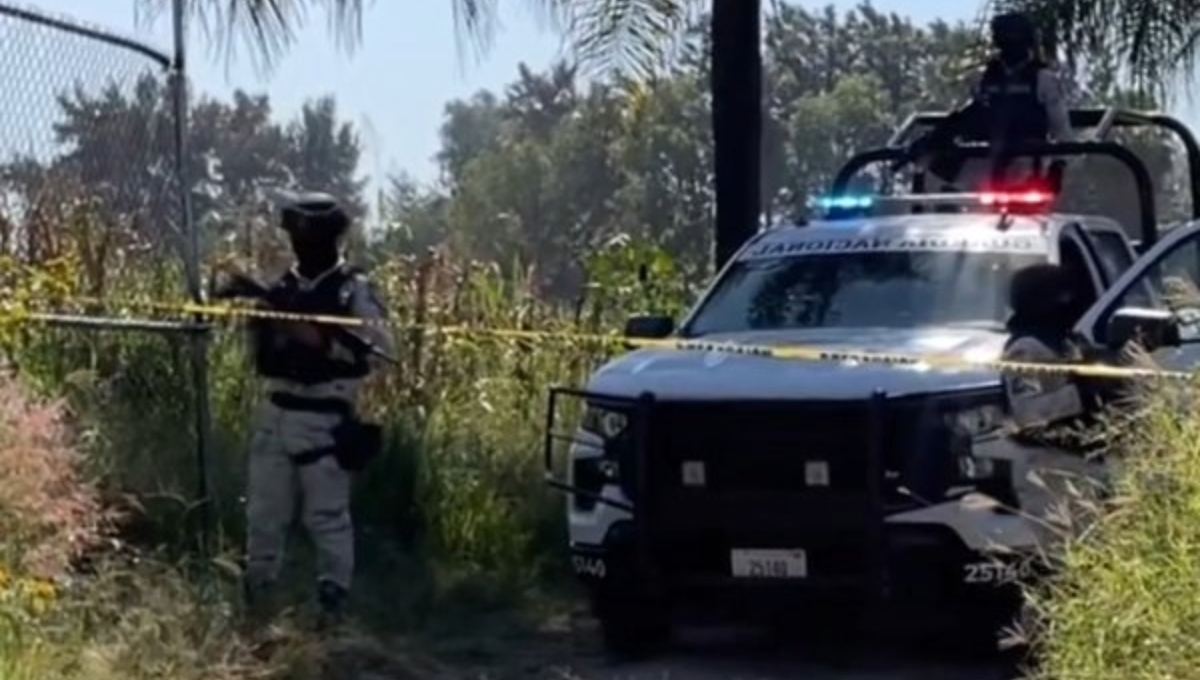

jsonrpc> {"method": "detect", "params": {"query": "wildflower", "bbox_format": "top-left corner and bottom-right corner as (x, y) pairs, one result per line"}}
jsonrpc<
(16, 577), (57, 615)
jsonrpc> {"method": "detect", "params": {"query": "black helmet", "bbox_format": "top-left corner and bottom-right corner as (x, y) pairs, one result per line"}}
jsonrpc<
(990, 11), (1037, 52)
(273, 189), (350, 239)
(1009, 263), (1076, 320)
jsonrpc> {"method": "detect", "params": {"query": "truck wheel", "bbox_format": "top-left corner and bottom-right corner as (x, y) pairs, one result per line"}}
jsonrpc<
(951, 600), (1016, 658)
(593, 592), (672, 657)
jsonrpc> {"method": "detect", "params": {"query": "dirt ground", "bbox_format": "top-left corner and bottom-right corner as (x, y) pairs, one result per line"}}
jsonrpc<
(332, 608), (1020, 680)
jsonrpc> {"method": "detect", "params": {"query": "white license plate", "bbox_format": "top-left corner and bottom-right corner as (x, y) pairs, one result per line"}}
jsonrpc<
(730, 549), (807, 578)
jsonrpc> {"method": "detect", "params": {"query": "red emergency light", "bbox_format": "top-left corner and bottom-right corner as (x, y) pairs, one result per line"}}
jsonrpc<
(977, 190), (1054, 206)
(976, 180), (1056, 209)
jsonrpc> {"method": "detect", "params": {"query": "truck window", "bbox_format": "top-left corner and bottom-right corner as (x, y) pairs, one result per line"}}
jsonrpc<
(1103, 236), (1200, 341)
(1087, 230), (1137, 282)
(684, 249), (1046, 335)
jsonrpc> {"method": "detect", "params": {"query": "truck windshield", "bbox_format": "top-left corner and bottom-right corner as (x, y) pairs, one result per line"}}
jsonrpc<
(683, 249), (1046, 335)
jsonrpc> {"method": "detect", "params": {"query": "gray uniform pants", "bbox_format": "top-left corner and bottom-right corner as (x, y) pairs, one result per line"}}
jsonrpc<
(244, 379), (359, 592)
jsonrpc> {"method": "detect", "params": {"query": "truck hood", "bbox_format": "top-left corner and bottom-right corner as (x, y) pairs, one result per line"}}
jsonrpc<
(588, 327), (1005, 400)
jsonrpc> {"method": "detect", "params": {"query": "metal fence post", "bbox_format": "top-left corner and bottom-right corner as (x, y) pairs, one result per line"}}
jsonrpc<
(170, 0), (217, 560)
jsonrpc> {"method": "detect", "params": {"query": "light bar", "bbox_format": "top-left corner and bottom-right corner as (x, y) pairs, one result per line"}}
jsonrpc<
(812, 191), (1055, 211)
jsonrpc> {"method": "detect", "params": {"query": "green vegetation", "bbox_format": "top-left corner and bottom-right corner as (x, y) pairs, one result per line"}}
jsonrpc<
(1012, 380), (1200, 680)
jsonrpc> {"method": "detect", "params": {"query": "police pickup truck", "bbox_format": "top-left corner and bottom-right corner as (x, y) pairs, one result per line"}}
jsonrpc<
(544, 108), (1200, 654)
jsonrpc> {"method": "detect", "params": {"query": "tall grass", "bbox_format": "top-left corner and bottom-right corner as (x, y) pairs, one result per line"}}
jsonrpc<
(1018, 378), (1200, 680)
(4, 239), (684, 633)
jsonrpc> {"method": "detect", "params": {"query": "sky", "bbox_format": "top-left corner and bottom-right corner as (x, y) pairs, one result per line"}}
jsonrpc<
(13, 0), (1200, 196)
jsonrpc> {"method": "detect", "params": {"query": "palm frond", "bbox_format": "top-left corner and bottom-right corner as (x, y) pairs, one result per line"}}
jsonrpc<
(555, 0), (702, 78)
(141, 0), (365, 76)
(987, 0), (1200, 103)
(152, 0), (694, 80)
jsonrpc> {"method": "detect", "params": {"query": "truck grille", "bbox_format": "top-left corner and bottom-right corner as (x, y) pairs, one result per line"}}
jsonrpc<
(638, 396), (968, 589)
(642, 399), (955, 503)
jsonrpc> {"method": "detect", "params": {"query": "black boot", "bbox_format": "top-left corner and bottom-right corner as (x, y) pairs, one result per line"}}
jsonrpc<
(242, 577), (278, 628)
(316, 579), (348, 632)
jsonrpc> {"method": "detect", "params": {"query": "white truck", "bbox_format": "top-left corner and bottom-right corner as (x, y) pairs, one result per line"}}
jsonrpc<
(544, 108), (1200, 655)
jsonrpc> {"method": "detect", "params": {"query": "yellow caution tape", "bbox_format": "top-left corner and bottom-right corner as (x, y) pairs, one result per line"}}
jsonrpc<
(8, 294), (1196, 382)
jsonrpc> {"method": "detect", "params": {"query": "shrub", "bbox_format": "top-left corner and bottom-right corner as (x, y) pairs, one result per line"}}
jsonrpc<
(1020, 378), (1200, 680)
(0, 375), (109, 577)
(0, 361), (459, 680)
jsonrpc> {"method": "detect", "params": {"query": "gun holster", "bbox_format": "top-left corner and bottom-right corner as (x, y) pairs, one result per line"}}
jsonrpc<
(330, 417), (383, 472)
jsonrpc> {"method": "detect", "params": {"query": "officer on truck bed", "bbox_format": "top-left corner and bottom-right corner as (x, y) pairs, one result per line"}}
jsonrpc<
(229, 190), (394, 630)
(907, 11), (1075, 191)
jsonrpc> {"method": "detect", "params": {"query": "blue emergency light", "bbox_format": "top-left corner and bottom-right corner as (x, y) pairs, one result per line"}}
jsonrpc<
(813, 195), (875, 210)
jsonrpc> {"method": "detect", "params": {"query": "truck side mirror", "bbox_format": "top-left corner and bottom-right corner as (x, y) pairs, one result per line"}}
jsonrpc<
(623, 315), (674, 339)
(1105, 307), (1181, 351)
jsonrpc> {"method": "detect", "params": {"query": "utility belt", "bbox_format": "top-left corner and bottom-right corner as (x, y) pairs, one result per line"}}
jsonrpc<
(269, 391), (383, 472)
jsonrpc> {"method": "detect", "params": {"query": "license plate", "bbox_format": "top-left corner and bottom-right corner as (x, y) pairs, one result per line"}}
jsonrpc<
(730, 549), (807, 578)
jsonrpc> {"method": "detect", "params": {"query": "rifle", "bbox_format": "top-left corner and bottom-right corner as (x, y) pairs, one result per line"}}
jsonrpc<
(210, 272), (397, 365)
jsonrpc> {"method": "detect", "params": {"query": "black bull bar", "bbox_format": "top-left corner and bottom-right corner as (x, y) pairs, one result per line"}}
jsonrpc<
(547, 386), (1022, 604)
(543, 385), (1009, 598)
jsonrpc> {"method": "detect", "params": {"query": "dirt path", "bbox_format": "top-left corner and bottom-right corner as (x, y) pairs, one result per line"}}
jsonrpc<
(455, 617), (1017, 680)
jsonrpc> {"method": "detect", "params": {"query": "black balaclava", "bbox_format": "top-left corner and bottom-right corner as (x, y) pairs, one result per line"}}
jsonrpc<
(1006, 263), (1079, 349)
(279, 192), (349, 279)
(990, 12), (1037, 67)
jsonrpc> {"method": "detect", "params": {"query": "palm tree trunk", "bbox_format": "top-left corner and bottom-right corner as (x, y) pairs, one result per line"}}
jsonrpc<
(711, 0), (762, 269)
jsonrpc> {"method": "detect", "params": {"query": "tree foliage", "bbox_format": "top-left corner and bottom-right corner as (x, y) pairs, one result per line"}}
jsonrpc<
(0, 78), (367, 282)
(0, 2), (1185, 299)
(375, 3), (1183, 296)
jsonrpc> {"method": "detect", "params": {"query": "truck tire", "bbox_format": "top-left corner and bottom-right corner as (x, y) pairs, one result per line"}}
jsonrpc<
(592, 590), (672, 657)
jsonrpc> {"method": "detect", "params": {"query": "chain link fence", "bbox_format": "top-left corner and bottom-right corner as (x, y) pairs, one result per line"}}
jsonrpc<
(0, 4), (190, 268)
(0, 3), (212, 549)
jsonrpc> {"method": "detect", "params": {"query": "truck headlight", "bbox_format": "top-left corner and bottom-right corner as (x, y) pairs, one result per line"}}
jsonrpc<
(572, 405), (631, 510)
(958, 453), (997, 481)
(945, 404), (1005, 437)
(581, 406), (629, 439)
(946, 404), (1007, 482)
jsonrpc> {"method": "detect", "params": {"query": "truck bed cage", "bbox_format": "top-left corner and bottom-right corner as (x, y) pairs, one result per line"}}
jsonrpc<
(832, 106), (1200, 247)
(859, 103), (1195, 244)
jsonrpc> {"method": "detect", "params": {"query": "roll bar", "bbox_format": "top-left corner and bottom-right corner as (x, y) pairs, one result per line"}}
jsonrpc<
(830, 140), (1159, 245)
(885, 107), (1200, 222)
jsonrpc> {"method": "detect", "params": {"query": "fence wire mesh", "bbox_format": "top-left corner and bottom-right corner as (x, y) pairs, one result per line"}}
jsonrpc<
(0, 3), (210, 547)
(0, 3), (186, 276)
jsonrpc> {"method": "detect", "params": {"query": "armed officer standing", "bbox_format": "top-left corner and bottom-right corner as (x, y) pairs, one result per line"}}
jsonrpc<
(909, 12), (1075, 191)
(232, 190), (393, 628)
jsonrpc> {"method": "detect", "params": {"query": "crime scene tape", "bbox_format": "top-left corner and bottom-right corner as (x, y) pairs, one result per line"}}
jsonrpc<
(7, 294), (1197, 382)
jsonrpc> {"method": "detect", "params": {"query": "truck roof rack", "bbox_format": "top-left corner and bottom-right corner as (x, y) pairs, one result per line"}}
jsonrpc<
(842, 106), (1200, 248)
(830, 134), (1166, 245)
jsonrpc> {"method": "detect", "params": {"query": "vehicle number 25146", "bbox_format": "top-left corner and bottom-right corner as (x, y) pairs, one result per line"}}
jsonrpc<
(963, 560), (1035, 585)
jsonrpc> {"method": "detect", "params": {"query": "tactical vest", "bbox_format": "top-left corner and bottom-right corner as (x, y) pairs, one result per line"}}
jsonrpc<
(252, 264), (371, 385)
(976, 58), (1049, 144)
